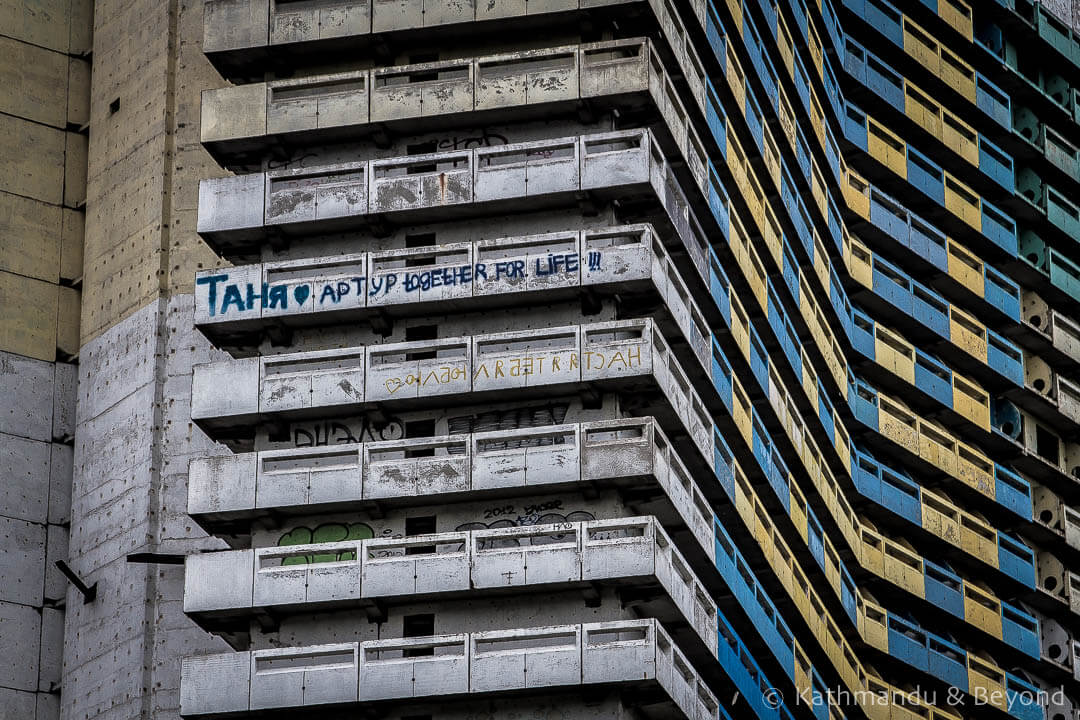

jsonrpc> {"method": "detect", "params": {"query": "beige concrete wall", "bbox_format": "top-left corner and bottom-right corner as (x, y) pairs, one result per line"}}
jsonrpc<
(78, 0), (225, 344)
(0, 0), (92, 54)
(1, 5), (90, 720)
(0, 1), (90, 364)
(60, 1), (230, 719)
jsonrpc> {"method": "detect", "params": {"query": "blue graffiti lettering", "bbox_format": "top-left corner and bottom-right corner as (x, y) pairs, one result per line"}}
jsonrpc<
(221, 284), (246, 314)
(267, 284), (288, 309)
(195, 273), (229, 317)
(201, 254), (601, 316)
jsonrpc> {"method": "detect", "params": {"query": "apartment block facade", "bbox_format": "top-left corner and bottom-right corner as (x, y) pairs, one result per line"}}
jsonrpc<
(6, 1), (1080, 720)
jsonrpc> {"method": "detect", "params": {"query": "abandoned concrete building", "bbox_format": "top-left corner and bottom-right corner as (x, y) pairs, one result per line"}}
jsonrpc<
(6, 1), (1080, 720)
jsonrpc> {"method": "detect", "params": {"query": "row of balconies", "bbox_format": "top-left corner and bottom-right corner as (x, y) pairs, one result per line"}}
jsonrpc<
(194, 87), (1080, 651)
(191, 13), (735, 720)
(197, 128), (664, 250)
(190, 198), (1058, 626)
(187, 418), (715, 542)
(185, 5), (1071, 720)
(685, 0), (1080, 490)
(203, 0), (633, 55)
(190, 318), (714, 458)
(202, 38), (658, 151)
(185, 517), (719, 654)
(193, 224), (684, 340)
(180, 618), (719, 719)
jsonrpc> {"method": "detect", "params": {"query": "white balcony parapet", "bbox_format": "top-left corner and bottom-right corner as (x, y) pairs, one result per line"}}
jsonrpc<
(202, 0), (641, 55)
(185, 516), (718, 659)
(197, 128), (659, 237)
(180, 618), (718, 719)
(193, 225), (712, 370)
(202, 38), (657, 145)
(190, 319), (715, 462)
(188, 418), (719, 569)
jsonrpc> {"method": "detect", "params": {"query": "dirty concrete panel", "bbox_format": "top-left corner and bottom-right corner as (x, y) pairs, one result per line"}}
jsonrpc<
(57, 287), (81, 358)
(0, 687), (38, 720)
(0, 192), (62, 283)
(0, 37), (69, 128)
(84, 141), (165, 246)
(0, 0), (72, 51)
(59, 208), (85, 283)
(0, 271), (59, 362)
(69, 0), (94, 55)
(75, 300), (160, 423)
(0, 600), (41, 690)
(43, 524), (69, 602)
(0, 434), (50, 525)
(0, 115), (65, 206)
(60, 632), (146, 720)
(53, 362), (77, 441)
(0, 351), (54, 441)
(48, 444), (73, 526)
(79, 223), (164, 343)
(197, 174), (266, 234)
(67, 58), (92, 128)
(71, 388), (156, 505)
(202, 0), (270, 53)
(63, 132), (88, 208)
(37, 691), (60, 720)
(0, 516), (47, 607)
(201, 84), (268, 143)
(38, 607), (64, 692)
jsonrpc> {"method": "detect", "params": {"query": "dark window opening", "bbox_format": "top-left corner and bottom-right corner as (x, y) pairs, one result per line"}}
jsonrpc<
(405, 516), (437, 557)
(406, 324), (438, 360)
(402, 613), (436, 657)
(1035, 425), (1060, 464)
(406, 418), (436, 439)
(405, 233), (437, 248)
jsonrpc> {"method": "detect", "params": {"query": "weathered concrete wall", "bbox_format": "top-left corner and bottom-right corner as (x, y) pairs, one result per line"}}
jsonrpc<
(63, 297), (231, 720)
(60, 0), (232, 711)
(0, 3), (91, 719)
(78, 0), (225, 346)
(0, 351), (76, 720)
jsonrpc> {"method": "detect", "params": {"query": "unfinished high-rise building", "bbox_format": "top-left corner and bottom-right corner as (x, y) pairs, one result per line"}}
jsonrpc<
(6, 2), (1080, 720)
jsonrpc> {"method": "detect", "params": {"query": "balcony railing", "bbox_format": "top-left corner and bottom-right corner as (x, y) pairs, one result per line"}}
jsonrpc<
(185, 516), (719, 656)
(202, 0), (637, 56)
(202, 38), (656, 149)
(190, 318), (715, 461)
(192, 223), (714, 357)
(189, 417), (720, 575)
(197, 128), (664, 249)
(180, 618), (718, 718)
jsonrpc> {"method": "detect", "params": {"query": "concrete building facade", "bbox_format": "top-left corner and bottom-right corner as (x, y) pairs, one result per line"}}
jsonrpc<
(6, 1), (1080, 720)
(1, 1), (89, 718)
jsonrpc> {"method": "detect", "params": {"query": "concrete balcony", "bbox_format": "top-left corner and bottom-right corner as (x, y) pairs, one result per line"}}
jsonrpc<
(189, 417), (708, 530)
(197, 128), (667, 254)
(180, 618), (719, 719)
(184, 517), (719, 654)
(201, 38), (661, 160)
(190, 318), (715, 460)
(202, 0), (635, 68)
(192, 223), (712, 352)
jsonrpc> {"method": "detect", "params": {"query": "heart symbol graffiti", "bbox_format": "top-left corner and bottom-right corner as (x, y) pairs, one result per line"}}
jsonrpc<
(293, 285), (311, 306)
(384, 377), (404, 394)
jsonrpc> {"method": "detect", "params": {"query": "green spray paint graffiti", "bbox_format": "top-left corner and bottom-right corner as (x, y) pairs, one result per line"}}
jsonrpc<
(276, 522), (374, 564)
